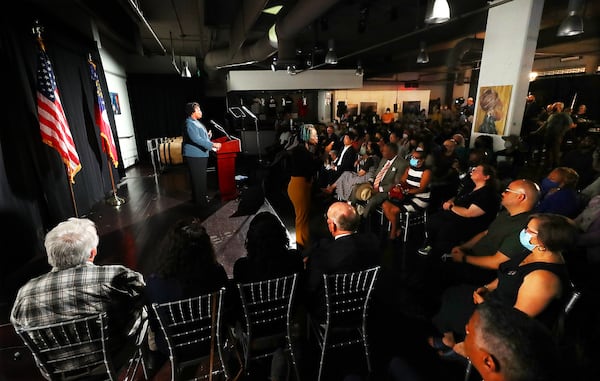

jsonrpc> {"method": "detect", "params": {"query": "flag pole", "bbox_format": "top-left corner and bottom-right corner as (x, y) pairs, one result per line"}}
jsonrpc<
(66, 168), (79, 217)
(34, 20), (82, 217)
(105, 158), (125, 206)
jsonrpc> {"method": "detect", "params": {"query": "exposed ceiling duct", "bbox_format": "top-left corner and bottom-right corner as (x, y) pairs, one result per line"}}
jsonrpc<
(445, 37), (484, 101)
(204, 0), (341, 71)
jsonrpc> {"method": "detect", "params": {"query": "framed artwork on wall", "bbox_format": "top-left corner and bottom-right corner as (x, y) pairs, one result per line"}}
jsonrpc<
(474, 85), (512, 135)
(110, 92), (121, 115)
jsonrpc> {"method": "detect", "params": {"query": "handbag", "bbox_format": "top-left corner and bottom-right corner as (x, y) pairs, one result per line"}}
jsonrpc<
(388, 183), (407, 202)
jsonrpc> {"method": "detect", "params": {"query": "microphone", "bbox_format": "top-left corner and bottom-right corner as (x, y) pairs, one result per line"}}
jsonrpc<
(210, 120), (231, 140)
(209, 119), (222, 129)
(241, 105), (258, 120)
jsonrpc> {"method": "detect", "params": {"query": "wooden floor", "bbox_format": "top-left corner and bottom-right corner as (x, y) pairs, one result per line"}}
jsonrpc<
(2, 155), (600, 381)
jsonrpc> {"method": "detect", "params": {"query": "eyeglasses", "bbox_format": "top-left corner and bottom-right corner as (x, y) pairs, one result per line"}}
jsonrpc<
(503, 188), (526, 197)
(525, 226), (538, 235)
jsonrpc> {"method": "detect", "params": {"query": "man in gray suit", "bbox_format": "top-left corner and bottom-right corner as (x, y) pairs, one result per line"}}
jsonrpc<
(350, 142), (408, 217)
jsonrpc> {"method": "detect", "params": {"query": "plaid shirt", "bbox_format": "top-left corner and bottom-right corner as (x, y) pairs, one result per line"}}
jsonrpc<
(11, 262), (146, 335)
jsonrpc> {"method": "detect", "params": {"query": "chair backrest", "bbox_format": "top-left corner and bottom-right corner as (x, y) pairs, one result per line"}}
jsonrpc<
(14, 313), (116, 381)
(236, 273), (298, 358)
(151, 287), (227, 381)
(323, 266), (380, 328)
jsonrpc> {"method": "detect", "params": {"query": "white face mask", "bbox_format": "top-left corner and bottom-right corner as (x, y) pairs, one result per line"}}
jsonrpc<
(402, 134), (409, 139)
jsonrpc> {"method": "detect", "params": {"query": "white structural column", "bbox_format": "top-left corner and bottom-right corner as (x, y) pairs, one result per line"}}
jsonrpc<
(471, 0), (544, 151)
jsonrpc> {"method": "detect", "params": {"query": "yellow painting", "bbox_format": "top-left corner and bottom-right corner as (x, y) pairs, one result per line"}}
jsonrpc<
(474, 85), (512, 135)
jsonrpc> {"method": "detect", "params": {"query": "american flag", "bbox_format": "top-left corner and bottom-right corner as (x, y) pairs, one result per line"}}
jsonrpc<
(37, 41), (81, 183)
(88, 59), (118, 168)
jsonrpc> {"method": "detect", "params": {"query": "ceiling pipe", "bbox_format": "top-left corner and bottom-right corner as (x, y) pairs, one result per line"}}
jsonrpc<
(228, 0), (272, 58)
(308, 0), (513, 72)
(444, 37), (484, 104)
(204, 0), (341, 70)
(125, 0), (167, 54)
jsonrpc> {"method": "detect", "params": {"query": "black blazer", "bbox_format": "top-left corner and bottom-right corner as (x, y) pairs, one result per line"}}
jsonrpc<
(335, 145), (358, 174)
(304, 233), (381, 319)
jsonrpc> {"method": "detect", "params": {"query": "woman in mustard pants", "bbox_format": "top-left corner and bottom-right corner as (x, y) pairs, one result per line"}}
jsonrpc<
(287, 124), (321, 250)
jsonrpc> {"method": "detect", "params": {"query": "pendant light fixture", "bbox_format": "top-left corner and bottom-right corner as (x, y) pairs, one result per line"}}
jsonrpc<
(324, 39), (338, 65)
(181, 61), (192, 78)
(557, 0), (585, 37)
(425, 0), (450, 24)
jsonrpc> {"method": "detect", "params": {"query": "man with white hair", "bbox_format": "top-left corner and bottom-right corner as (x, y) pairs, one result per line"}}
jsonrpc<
(11, 217), (146, 340)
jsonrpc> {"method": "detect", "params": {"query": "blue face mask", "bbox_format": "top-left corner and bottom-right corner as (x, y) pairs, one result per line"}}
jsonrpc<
(409, 158), (419, 167)
(540, 178), (559, 194)
(359, 146), (367, 156)
(519, 229), (536, 251)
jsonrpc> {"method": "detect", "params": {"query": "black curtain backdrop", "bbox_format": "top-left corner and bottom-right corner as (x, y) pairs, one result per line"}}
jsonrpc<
(126, 74), (226, 164)
(1, 5), (122, 231)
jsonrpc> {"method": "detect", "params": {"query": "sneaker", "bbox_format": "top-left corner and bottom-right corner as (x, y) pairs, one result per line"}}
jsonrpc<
(418, 245), (432, 256)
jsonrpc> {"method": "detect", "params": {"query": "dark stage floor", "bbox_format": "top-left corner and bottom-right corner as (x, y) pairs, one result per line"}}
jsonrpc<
(1, 154), (599, 381)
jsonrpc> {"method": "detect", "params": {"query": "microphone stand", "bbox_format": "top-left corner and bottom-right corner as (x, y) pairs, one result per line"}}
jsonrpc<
(209, 120), (232, 140)
(241, 105), (262, 163)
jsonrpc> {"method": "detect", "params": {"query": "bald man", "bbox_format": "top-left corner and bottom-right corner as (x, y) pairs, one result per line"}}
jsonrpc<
(443, 179), (541, 285)
(304, 202), (381, 319)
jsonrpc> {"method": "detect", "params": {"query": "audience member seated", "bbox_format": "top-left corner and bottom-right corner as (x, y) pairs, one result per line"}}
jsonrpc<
(535, 166), (581, 218)
(455, 148), (488, 195)
(318, 131), (358, 189)
(10, 217), (146, 361)
(323, 124), (340, 153)
(429, 214), (577, 360)
(452, 133), (468, 168)
(233, 211), (304, 381)
(349, 142), (408, 217)
(304, 202), (381, 320)
(322, 140), (381, 201)
(429, 138), (460, 205)
(574, 194), (600, 264)
(418, 164), (500, 258)
(233, 211), (304, 283)
(463, 300), (561, 381)
(381, 148), (432, 239)
(443, 179), (541, 287)
(145, 217), (228, 355)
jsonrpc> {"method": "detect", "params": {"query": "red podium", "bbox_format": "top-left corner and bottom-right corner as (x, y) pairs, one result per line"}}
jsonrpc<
(213, 136), (241, 201)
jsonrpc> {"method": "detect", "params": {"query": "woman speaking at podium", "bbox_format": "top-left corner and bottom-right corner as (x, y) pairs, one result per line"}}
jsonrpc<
(182, 102), (221, 207)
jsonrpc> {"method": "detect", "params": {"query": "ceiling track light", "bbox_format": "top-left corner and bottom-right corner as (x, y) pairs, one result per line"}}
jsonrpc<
(181, 61), (192, 77)
(271, 56), (278, 72)
(416, 41), (429, 64)
(325, 39), (338, 65)
(425, 0), (451, 24)
(355, 60), (364, 76)
(286, 65), (297, 75)
(557, 0), (585, 37)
